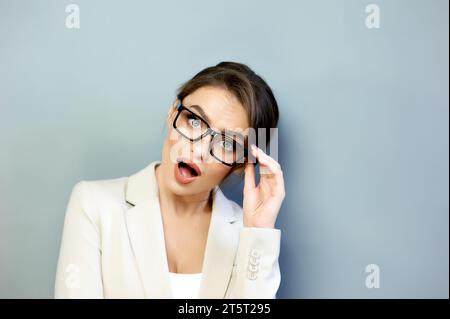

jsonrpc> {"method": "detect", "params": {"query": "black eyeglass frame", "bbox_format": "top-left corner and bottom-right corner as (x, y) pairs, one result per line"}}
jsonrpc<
(172, 101), (250, 167)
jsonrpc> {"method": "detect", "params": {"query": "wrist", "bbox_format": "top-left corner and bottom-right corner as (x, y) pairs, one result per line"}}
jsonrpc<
(243, 221), (275, 229)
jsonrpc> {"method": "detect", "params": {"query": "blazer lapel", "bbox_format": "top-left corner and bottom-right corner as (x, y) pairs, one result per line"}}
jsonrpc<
(197, 187), (240, 298)
(125, 161), (240, 299)
(125, 161), (172, 298)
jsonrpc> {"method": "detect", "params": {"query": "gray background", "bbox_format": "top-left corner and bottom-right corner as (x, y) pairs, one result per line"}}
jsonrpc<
(0, 0), (448, 298)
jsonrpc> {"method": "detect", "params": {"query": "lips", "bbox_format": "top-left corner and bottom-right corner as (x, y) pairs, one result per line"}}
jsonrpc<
(174, 159), (202, 184)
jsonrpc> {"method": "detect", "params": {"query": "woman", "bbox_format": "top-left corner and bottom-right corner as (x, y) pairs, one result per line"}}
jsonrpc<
(55, 62), (285, 299)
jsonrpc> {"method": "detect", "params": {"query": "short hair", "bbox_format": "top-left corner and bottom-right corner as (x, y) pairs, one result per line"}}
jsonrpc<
(176, 61), (279, 150)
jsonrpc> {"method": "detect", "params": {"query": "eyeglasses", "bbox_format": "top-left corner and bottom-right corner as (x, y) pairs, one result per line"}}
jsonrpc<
(172, 101), (249, 166)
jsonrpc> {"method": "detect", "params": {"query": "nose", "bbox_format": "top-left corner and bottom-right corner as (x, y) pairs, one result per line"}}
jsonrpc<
(190, 133), (213, 164)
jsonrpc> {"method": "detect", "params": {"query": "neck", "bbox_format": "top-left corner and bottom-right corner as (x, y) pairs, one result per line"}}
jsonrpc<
(155, 163), (213, 218)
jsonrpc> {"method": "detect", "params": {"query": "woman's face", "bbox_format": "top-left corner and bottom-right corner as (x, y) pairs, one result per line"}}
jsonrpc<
(158, 85), (250, 197)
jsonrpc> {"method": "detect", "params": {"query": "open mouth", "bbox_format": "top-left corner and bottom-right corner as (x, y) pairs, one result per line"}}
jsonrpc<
(178, 161), (200, 178)
(174, 159), (202, 185)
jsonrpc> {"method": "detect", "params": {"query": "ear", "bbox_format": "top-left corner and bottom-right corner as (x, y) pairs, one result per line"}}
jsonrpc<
(167, 98), (179, 125)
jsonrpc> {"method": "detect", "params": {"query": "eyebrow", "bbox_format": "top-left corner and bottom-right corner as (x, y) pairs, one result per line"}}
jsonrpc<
(190, 104), (211, 123)
(187, 104), (246, 142)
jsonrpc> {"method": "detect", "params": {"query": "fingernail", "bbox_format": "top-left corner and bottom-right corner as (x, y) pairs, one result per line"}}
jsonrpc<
(251, 144), (257, 151)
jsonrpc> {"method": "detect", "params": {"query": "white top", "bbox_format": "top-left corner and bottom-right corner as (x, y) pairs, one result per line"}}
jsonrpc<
(169, 272), (203, 299)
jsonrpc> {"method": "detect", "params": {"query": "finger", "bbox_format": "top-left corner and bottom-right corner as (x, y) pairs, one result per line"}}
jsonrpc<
(256, 145), (281, 169)
(251, 145), (285, 197)
(244, 162), (256, 190)
(251, 145), (281, 175)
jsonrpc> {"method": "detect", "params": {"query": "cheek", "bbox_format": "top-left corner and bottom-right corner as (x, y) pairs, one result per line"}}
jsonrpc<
(162, 130), (181, 164)
(203, 163), (230, 182)
(167, 128), (179, 145)
(164, 129), (183, 151)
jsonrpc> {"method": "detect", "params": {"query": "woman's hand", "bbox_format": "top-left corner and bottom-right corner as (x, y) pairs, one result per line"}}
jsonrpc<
(243, 144), (285, 229)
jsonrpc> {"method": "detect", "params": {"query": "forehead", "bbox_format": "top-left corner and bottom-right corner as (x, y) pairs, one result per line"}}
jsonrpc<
(183, 86), (250, 132)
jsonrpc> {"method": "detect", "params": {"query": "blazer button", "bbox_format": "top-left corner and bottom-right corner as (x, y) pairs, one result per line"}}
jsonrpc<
(250, 249), (261, 258)
(248, 263), (259, 273)
(249, 256), (260, 266)
(247, 271), (258, 280)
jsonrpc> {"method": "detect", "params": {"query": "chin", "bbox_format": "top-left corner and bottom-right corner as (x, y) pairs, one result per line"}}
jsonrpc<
(167, 180), (194, 195)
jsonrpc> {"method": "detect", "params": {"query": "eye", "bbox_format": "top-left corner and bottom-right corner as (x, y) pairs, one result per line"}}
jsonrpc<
(221, 139), (235, 151)
(187, 114), (202, 128)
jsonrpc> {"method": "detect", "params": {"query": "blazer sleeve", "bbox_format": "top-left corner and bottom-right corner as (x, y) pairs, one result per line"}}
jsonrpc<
(54, 181), (104, 298)
(225, 227), (281, 299)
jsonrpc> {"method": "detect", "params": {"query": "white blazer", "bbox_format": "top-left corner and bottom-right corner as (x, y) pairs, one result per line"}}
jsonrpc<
(55, 161), (281, 298)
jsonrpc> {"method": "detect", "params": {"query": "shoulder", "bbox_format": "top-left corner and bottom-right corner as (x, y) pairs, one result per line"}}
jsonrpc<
(70, 177), (127, 205)
(66, 176), (128, 224)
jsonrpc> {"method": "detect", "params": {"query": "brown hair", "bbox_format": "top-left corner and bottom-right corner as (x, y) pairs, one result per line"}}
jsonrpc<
(176, 61), (279, 150)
